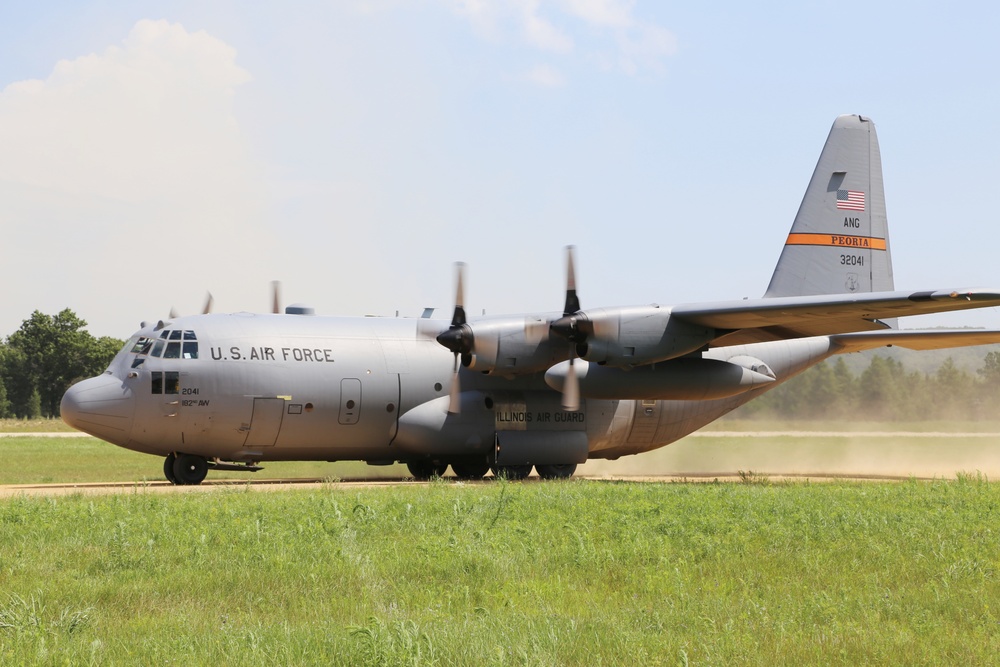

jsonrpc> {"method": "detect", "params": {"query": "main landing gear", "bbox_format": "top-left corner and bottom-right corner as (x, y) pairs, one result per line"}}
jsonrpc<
(405, 461), (577, 481)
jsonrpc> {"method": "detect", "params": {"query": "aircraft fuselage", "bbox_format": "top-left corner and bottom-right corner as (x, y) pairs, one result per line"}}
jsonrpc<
(62, 311), (839, 471)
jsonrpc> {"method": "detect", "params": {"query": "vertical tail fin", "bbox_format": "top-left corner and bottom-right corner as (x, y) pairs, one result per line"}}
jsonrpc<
(765, 114), (894, 299)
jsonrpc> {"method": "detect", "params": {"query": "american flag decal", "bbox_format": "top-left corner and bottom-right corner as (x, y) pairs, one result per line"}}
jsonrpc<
(836, 189), (865, 211)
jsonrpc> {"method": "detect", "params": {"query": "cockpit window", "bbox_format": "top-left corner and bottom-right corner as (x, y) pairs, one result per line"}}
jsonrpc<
(139, 330), (198, 360)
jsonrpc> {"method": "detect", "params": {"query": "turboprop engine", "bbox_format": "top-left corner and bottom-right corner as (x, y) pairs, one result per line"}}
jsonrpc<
(550, 305), (716, 368)
(544, 354), (776, 400)
(438, 317), (565, 375)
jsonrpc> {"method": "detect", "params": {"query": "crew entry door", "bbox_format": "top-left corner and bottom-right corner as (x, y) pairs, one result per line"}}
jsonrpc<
(245, 398), (285, 447)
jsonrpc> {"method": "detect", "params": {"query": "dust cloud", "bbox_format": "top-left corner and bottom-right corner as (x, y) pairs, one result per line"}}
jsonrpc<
(578, 430), (1000, 480)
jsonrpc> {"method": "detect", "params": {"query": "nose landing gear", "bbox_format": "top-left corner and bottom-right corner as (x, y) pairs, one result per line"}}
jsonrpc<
(163, 452), (209, 485)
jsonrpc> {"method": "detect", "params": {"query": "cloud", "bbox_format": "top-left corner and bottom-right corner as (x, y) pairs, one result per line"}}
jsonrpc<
(0, 19), (252, 203)
(0, 20), (272, 337)
(451, 0), (573, 52)
(445, 0), (675, 75)
(522, 63), (567, 87)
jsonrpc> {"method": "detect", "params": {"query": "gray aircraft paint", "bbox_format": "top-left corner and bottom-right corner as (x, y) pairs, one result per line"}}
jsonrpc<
(765, 114), (893, 299)
(61, 115), (1000, 483)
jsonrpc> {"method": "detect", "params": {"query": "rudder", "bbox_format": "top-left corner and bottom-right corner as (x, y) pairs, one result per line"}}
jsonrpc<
(765, 115), (894, 298)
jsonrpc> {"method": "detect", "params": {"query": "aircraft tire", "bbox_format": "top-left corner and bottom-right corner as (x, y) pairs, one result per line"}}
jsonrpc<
(451, 460), (490, 480)
(491, 465), (532, 481)
(407, 460), (448, 480)
(535, 463), (577, 480)
(163, 453), (178, 484)
(172, 454), (209, 485)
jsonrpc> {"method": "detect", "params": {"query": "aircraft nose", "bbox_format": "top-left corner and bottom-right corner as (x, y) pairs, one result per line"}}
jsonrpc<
(61, 374), (135, 445)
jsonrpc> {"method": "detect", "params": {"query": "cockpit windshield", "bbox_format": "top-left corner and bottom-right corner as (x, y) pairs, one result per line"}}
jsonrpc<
(130, 330), (199, 366)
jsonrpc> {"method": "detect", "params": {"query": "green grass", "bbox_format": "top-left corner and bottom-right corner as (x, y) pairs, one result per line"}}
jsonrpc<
(1, 479), (999, 664)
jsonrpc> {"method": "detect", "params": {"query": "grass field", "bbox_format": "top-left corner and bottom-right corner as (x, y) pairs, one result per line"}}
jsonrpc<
(1, 479), (999, 665)
(3, 421), (1000, 664)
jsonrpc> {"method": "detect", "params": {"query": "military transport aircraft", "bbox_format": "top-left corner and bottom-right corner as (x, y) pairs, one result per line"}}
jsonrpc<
(62, 115), (1000, 485)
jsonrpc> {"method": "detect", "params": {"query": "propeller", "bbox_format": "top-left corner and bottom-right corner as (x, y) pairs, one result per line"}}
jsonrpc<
(168, 292), (214, 320)
(435, 262), (470, 413)
(271, 281), (282, 314)
(549, 246), (587, 411)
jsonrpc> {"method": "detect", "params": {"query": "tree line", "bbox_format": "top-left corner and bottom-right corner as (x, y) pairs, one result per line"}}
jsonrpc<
(0, 310), (123, 418)
(738, 352), (1000, 421)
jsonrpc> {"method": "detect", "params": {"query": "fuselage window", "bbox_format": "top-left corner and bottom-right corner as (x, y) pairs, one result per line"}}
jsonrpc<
(182, 342), (199, 359)
(164, 342), (182, 359)
(151, 340), (166, 357)
(151, 371), (180, 394)
(168, 330), (182, 341)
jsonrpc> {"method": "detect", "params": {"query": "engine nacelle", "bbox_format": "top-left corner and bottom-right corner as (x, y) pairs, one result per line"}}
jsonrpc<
(544, 355), (775, 400)
(462, 317), (564, 375)
(577, 306), (715, 367)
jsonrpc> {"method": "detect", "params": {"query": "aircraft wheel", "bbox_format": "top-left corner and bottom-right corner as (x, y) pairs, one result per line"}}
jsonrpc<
(536, 463), (577, 480)
(163, 453), (178, 484)
(172, 454), (209, 485)
(451, 460), (490, 480)
(407, 460), (448, 480)
(491, 465), (532, 480)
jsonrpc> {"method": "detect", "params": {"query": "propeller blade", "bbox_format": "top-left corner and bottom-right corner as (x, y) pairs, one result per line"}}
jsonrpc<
(437, 261), (474, 355)
(448, 354), (461, 414)
(562, 356), (580, 411)
(202, 292), (214, 315)
(168, 306), (179, 319)
(438, 261), (472, 413)
(563, 245), (580, 317)
(451, 262), (467, 327)
(271, 281), (282, 314)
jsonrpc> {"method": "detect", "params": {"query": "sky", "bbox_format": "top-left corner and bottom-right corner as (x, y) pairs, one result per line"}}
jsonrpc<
(2, 1), (999, 339)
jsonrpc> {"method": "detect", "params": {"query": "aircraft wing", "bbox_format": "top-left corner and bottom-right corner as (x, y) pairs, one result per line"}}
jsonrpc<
(831, 329), (1000, 353)
(672, 288), (1000, 347)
